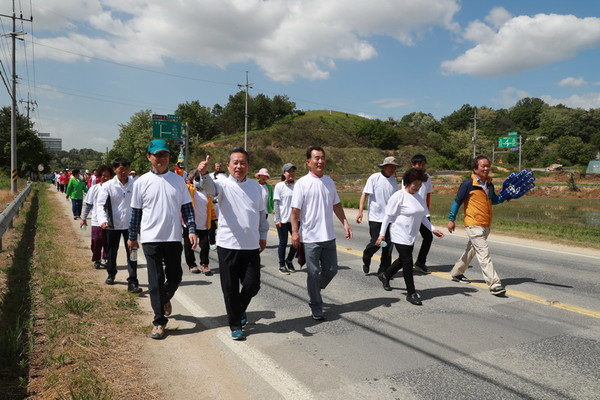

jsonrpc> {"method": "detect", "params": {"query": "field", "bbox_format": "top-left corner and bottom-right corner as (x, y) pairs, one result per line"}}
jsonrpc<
(339, 192), (600, 249)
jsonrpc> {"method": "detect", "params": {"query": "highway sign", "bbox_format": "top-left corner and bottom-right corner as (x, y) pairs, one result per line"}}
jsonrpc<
(508, 131), (518, 136)
(152, 114), (182, 139)
(498, 136), (518, 148)
(174, 140), (185, 145)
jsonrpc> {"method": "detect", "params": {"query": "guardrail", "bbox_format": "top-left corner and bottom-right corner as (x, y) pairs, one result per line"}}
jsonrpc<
(0, 182), (33, 250)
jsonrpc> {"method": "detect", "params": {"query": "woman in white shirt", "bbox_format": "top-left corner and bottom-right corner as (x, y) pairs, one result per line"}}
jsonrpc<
(376, 168), (444, 305)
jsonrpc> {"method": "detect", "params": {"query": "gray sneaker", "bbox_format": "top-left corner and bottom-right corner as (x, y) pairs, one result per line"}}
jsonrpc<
(490, 286), (506, 296)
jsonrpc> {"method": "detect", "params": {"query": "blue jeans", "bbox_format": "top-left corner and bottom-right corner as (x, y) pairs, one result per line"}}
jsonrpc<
(71, 198), (82, 218)
(276, 222), (297, 267)
(303, 239), (338, 311)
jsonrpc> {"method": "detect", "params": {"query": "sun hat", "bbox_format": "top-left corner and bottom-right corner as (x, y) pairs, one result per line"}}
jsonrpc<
(378, 156), (401, 168)
(255, 168), (270, 178)
(147, 139), (170, 154)
(282, 163), (296, 172)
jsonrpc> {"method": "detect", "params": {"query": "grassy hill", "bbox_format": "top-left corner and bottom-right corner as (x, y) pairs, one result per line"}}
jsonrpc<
(191, 110), (425, 176)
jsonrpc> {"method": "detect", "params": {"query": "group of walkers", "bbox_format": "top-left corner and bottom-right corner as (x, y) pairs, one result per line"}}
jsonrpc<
(63, 138), (508, 342)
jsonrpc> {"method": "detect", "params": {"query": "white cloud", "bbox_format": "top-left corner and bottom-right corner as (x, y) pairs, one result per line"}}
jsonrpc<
(558, 77), (587, 87)
(541, 92), (600, 109)
(372, 98), (412, 109)
(442, 13), (600, 77)
(31, 0), (460, 82)
(492, 87), (531, 108)
(485, 7), (513, 28)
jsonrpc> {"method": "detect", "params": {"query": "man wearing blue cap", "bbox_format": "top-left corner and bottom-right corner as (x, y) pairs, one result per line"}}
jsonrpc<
(128, 139), (198, 339)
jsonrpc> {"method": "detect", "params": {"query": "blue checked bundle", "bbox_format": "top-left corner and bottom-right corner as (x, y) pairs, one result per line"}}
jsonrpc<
(499, 169), (535, 201)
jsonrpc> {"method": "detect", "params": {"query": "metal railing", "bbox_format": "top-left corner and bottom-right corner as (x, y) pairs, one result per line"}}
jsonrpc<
(0, 182), (33, 250)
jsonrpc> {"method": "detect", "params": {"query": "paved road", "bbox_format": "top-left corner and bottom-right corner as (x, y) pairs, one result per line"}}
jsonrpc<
(104, 208), (600, 400)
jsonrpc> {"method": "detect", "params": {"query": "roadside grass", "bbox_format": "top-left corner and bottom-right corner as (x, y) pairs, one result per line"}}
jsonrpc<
(339, 191), (600, 250)
(0, 184), (161, 399)
(0, 186), (38, 399)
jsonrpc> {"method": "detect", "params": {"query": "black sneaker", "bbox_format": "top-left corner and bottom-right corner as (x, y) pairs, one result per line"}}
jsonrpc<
(378, 273), (391, 291)
(413, 262), (430, 274)
(127, 283), (142, 294)
(105, 275), (115, 285)
(406, 292), (423, 306)
(94, 260), (102, 269)
(362, 264), (370, 274)
(285, 261), (295, 273)
(279, 266), (290, 275)
(490, 286), (506, 296)
(451, 274), (471, 283)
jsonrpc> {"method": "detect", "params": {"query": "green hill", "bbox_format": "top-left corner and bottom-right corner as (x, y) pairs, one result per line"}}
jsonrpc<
(192, 110), (417, 176)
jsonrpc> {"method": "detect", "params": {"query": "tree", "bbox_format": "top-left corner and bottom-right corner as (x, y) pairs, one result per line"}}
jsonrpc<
(509, 97), (547, 132)
(356, 119), (400, 150)
(556, 136), (596, 165)
(441, 104), (475, 132)
(175, 101), (216, 144)
(0, 106), (48, 177)
(110, 110), (154, 173)
(253, 93), (274, 129)
(272, 95), (295, 119)
(220, 91), (251, 135)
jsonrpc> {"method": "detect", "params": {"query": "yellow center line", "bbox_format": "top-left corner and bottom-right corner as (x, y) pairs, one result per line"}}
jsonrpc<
(268, 229), (600, 320)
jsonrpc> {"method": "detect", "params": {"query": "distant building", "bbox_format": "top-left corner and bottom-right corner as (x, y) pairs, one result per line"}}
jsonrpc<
(37, 132), (62, 152)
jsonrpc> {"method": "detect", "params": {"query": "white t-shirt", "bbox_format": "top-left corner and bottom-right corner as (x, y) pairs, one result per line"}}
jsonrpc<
(379, 189), (433, 246)
(191, 188), (209, 231)
(362, 172), (398, 222)
(213, 175), (266, 250)
(273, 181), (294, 223)
(97, 175), (134, 230)
(130, 171), (191, 243)
(291, 173), (340, 243)
(83, 183), (103, 227)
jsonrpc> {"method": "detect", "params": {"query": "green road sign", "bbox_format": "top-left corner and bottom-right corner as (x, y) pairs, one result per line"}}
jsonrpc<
(498, 136), (518, 148)
(152, 114), (182, 139)
(508, 131), (518, 136)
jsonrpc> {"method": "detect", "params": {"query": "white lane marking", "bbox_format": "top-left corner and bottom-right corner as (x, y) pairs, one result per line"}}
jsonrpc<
(176, 291), (315, 400)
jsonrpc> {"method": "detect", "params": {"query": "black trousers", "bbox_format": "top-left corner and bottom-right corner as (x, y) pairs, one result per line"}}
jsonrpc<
(105, 229), (138, 284)
(142, 242), (183, 326)
(415, 218), (433, 265)
(362, 221), (392, 273)
(217, 247), (261, 331)
(183, 227), (210, 266)
(383, 243), (416, 295)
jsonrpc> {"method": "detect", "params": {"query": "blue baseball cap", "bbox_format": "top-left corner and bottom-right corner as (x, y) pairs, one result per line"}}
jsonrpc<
(147, 139), (170, 154)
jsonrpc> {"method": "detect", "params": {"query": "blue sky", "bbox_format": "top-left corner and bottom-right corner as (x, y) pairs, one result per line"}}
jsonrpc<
(1, 0), (599, 152)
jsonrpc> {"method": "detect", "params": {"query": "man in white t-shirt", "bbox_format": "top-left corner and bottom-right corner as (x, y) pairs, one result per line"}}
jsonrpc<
(406, 154), (434, 274)
(356, 156), (400, 275)
(197, 148), (269, 341)
(128, 140), (197, 340)
(291, 146), (353, 321)
(97, 157), (142, 294)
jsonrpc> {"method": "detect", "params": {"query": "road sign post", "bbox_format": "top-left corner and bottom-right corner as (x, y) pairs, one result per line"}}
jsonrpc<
(152, 114), (182, 139)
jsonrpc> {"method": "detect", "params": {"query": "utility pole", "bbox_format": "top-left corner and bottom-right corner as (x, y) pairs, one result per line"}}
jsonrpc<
(471, 108), (479, 158)
(237, 71), (253, 150)
(1, 2), (32, 193)
(19, 92), (37, 119)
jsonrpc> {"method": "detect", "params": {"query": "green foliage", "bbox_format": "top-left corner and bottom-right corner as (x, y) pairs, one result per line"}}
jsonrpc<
(0, 106), (49, 177)
(109, 110), (154, 173)
(356, 119), (401, 149)
(509, 97), (546, 132)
